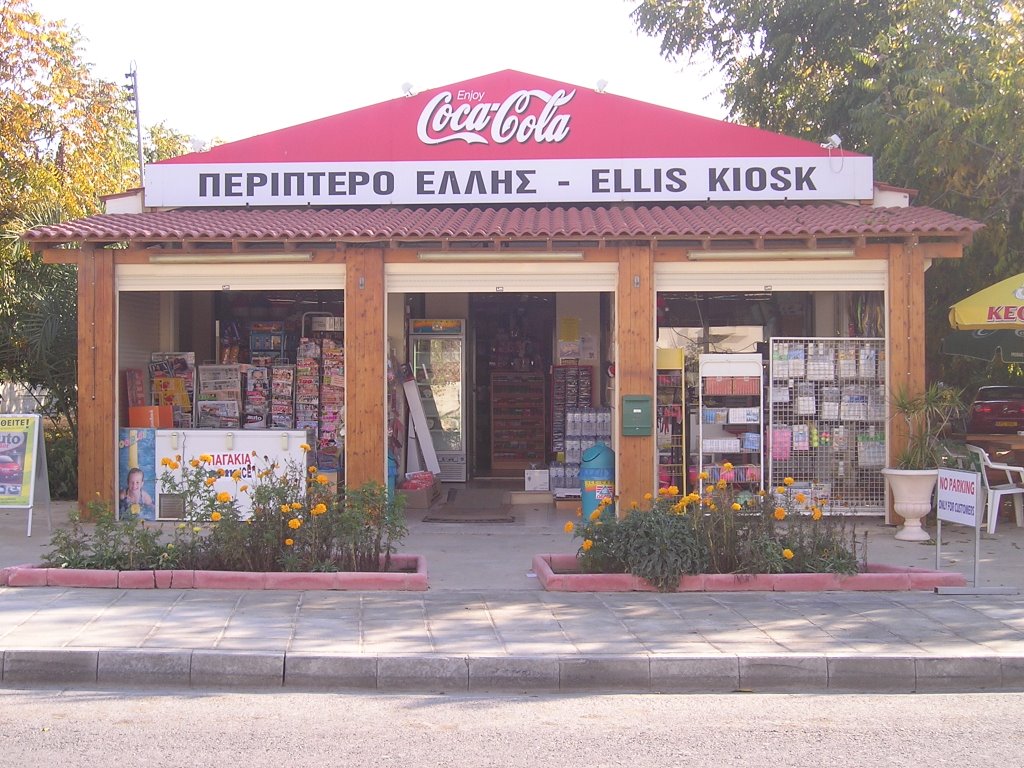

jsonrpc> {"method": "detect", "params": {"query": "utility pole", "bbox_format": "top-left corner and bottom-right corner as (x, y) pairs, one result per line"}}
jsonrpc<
(124, 65), (144, 186)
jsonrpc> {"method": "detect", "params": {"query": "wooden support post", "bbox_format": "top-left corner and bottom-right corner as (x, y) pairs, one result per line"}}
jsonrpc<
(344, 248), (386, 488)
(615, 246), (656, 512)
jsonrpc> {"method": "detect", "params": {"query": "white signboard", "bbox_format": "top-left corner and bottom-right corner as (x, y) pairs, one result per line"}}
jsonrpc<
(936, 468), (982, 528)
(145, 157), (874, 208)
(153, 429), (309, 519)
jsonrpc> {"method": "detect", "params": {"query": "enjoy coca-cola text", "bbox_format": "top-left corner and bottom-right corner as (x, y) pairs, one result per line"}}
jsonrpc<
(417, 88), (575, 146)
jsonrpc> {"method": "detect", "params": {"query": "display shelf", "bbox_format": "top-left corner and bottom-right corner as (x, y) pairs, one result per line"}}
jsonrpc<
(768, 337), (886, 515)
(491, 372), (546, 472)
(656, 348), (686, 493)
(698, 353), (763, 494)
(551, 364), (593, 457)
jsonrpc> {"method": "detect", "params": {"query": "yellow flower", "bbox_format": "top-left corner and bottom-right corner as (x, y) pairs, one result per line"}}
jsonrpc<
(166, 543), (174, 550)
(231, 470), (242, 481)
(288, 518), (302, 529)
(667, 485), (679, 496)
(204, 477), (216, 487)
(731, 502), (741, 511)
(716, 479), (727, 490)
(582, 539), (593, 552)
(216, 492), (231, 504)
(315, 474), (329, 485)
(160, 457), (171, 467)
(168, 460), (179, 470)
(291, 502), (302, 510)
(643, 492), (653, 501)
(279, 504), (290, 514)
(776, 486), (785, 494)
(564, 521), (575, 533)
(783, 477), (794, 486)
(783, 548), (794, 560)
(312, 503), (327, 516)
(190, 459), (200, 468)
(199, 454), (213, 463)
(575, 508), (582, 518)
(239, 485), (249, 492)
(699, 471), (709, 480)
(589, 509), (601, 521)
(284, 538), (294, 546)
(210, 511), (222, 522)
(217, 468), (225, 477)
(705, 484), (714, 494)
(630, 501), (639, 510)
(811, 507), (823, 521)
(774, 507), (786, 520)
(722, 462), (733, 471)
(794, 492), (807, 504)
(192, 526), (202, 533)
(308, 466), (318, 474)
(300, 443), (311, 452)
(176, 523), (185, 530)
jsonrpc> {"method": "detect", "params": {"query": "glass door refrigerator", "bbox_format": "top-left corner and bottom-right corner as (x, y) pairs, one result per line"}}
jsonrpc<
(409, 319), (467, 482)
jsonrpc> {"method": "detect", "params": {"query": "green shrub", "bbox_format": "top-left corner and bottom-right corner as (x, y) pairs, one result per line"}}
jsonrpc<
(566, 472), (862, 592)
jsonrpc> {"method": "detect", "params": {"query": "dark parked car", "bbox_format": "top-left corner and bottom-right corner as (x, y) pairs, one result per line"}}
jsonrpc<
(0, 454), (22, 482)
(966, 385), (1024, 434)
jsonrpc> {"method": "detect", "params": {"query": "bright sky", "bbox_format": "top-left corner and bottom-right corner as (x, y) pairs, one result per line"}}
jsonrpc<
(32, 0), (726, 144)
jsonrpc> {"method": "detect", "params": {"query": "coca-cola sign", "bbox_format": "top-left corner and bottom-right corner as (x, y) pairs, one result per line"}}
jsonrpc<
(417, 88), (575, 146)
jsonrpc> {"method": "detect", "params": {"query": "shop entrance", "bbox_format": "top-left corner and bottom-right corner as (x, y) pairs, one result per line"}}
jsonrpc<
(468, 292), (556, 479)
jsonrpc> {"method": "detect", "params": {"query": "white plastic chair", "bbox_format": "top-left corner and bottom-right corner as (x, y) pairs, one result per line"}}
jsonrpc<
(965, 444), (1024, 534)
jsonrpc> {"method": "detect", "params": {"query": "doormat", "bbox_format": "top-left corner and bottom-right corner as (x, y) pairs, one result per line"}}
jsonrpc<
(421, 508), (516, 524)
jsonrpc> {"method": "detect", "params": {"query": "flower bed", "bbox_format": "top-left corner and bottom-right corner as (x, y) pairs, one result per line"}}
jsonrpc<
(1, 554), (427, 591)
(532, 554), (966, 592)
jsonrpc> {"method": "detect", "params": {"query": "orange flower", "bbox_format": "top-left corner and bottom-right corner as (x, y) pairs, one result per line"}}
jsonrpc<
(288, 518), (302, 530)
(794, 492), (807, 504)
(582, 539), (593, 551)
(210, 511), (222, 522)
(783, 548), (794, 560)
(284, 538), (294, 546)
(774, 507), (786, 520)
(215, 492), (231, 504)
(564, 521), (575, 533)
(811, 507), (823, 521)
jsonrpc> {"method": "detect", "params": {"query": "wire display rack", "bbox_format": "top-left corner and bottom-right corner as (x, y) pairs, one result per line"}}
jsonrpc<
(768, 337), (886, 515)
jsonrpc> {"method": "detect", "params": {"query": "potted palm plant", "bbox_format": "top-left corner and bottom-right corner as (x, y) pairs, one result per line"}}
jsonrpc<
(881, 383), (965, 540)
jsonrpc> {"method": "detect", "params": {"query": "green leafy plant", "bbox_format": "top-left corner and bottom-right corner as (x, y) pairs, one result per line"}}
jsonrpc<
(566, 470), (862, 592)
(42, 446), (408, 573)
(890, 383), (966, 469)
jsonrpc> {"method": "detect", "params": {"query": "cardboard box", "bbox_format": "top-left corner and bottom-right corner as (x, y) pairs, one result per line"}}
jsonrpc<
(525, 469), (549, 491)
(128, 405), (173, 428)
(399, 474), (443, 510)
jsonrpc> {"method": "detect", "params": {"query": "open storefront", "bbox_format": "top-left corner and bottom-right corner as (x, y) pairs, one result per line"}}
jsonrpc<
(23, 70), (980, 524)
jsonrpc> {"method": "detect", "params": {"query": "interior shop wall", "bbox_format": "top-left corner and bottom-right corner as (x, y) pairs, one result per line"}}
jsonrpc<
(813, 292), (841, 336)
(424, 293), (470, 321)
(118, 291), (162, 419)
(555, 293), (601, 368)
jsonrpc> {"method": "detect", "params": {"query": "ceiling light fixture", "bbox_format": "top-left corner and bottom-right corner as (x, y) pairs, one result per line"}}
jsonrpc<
(688, 249), (855, 261)
(148, 252), (313, 264)
(417, 251), (584, 262)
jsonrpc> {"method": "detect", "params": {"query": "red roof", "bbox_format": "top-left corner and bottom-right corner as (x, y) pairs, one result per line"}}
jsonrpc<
(23, 203), (980, 247)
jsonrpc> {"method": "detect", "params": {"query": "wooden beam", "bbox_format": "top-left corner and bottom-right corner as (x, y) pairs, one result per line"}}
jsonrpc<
(615, 245), (656, 513)
(76, 245), (117, 515)
(344, 248), (386, 489)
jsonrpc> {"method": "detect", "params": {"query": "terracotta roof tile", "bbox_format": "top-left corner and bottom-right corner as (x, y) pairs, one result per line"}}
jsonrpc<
(22, 203), (982, 245)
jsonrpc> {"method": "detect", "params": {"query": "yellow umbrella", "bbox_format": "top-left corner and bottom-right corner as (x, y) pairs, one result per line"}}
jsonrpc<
(948, 273), (1024, 330)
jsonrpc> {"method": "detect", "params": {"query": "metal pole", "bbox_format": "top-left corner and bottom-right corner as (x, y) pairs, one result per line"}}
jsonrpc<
(126, 66), (144, 186)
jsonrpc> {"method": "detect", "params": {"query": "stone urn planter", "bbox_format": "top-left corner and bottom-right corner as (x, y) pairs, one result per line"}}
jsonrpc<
(881, 468), (938, 541)
(0, 554), (428, 591)
(531, 554), (965, 592)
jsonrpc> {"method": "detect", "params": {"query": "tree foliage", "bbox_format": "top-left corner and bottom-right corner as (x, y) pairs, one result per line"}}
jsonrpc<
(0, 0), (195, 437)
(630, 0), (1024, 389)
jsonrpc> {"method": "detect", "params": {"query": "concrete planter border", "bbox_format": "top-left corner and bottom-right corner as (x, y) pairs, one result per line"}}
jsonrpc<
(532, 554), (966, 592)
(0, 554), (427, 591)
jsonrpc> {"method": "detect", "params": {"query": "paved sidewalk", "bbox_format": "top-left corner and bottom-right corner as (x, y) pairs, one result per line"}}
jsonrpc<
(2, 498), (1024, 693)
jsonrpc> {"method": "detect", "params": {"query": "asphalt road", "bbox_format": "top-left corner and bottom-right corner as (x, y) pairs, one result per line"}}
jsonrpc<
(1, 688), (1020, 767)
